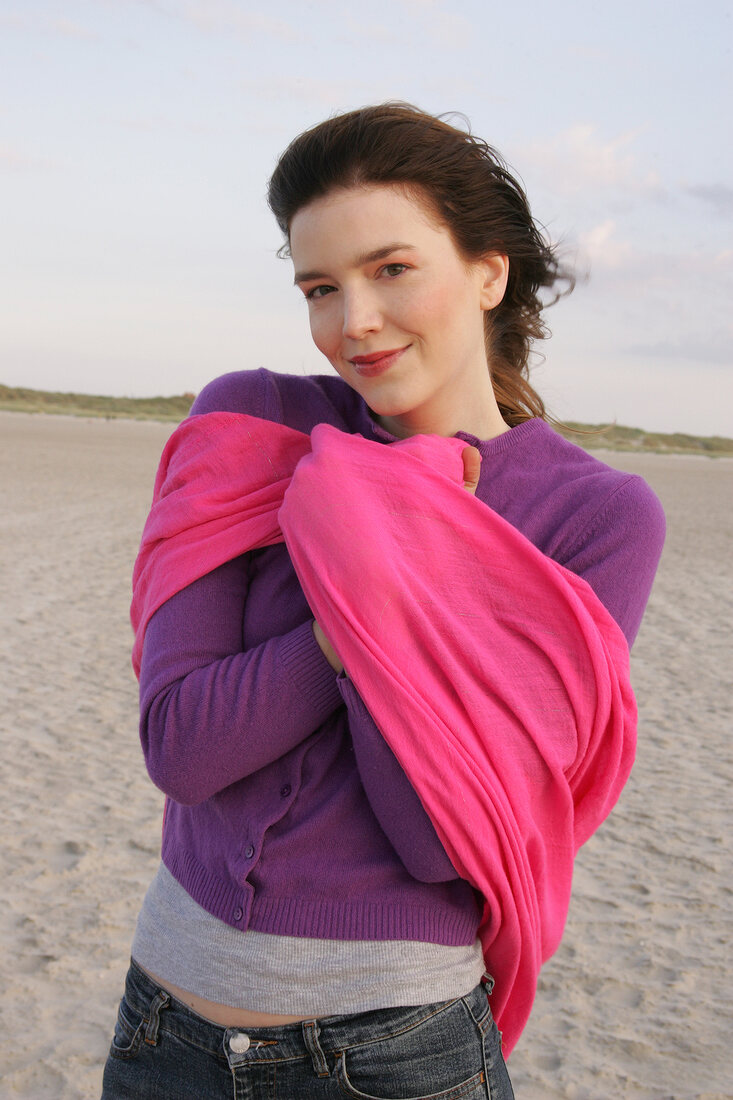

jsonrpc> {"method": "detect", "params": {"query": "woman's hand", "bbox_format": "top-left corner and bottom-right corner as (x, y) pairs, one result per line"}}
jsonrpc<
(313, 619), (344, 674)
(462, 445), (481, 494)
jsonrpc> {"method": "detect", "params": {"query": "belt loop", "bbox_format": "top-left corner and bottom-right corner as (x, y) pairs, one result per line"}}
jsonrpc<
(144, 989), (171, 1046)
(481, 971), (495, 996)
(302, 1020), (330, 1078)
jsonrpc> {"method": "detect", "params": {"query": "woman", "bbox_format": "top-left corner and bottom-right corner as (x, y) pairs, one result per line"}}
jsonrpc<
(102, 104), (665, 1099)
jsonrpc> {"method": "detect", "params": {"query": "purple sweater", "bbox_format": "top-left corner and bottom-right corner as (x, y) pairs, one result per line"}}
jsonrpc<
(138, 368), (665, 945)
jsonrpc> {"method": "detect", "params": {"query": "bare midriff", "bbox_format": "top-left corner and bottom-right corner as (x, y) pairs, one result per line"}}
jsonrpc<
(139, 966), (313, 1027)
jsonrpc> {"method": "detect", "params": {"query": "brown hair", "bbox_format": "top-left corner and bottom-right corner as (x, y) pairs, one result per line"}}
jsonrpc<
(267, 103), (573, 426)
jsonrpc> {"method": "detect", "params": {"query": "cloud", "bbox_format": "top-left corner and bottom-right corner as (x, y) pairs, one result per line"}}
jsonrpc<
(238, 75), (361, 106)
(519, 124), (666, 200)
(0, 145), (53, 172)
(578, 220), (632, 271)
(624, 333), (733, 367)
(684, 184), (733, 218)
(0, 13), (26, 31)
(394, 0), (471, 46)
(51, 19), (98, 41)
(147, 0), (301, 41)
(574, 237), (732, 302)
(0, 12), (97, 40)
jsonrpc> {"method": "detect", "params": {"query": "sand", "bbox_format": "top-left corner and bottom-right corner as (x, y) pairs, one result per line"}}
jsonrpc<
(1, 410), (731, 1100)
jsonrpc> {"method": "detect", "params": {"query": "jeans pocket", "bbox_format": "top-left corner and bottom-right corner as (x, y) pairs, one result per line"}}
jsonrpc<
(336, 1049), (489, 1100)
(334, 1000), (491, 1100)
(108, 996), (144, 1061)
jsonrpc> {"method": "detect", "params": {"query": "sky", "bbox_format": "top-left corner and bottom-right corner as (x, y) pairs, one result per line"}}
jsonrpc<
(2, 0), (732, 435)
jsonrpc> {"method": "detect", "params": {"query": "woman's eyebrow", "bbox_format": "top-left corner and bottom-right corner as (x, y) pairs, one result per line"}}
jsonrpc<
(293, 242), (416, 286)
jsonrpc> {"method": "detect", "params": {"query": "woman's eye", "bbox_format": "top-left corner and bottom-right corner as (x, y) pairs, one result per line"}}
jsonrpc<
(382, 263), (407, 278)
(304, 284), (335, 301)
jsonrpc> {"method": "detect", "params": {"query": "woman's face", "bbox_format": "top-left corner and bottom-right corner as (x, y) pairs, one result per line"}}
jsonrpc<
(289, 183), (508, 439)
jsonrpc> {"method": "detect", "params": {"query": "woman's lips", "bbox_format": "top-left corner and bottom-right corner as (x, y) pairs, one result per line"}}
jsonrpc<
(349, 346), (408, 377)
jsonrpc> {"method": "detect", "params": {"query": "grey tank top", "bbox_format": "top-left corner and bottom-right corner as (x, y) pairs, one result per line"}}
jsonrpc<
(132, 863), (486, 1015)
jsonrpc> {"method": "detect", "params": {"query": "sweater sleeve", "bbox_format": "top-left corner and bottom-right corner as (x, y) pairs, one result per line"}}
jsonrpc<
(338, 675), (460, 883)
(139, 555), (344, 806)
(560, 475), (666, 647)
(137, 370), (345, 806)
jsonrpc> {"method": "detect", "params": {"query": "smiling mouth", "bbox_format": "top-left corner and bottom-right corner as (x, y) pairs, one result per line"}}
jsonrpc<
(348, 346), (409, 377)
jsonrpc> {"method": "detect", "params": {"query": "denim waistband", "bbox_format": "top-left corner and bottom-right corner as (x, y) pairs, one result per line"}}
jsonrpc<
(124, 957), (493, 1069)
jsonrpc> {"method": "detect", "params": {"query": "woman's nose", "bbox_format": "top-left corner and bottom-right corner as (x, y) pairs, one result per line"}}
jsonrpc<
(341, 290), (382, 340)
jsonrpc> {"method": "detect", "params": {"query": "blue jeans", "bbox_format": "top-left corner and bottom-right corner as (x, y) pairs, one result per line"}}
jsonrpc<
(101, 959), (514, 1099)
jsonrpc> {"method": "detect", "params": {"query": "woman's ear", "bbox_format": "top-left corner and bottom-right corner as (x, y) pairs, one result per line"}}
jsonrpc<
(478, 253), (509, 311)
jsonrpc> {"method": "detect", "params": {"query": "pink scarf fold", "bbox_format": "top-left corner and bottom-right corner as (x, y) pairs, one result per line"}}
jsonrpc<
(131, 412), (636, 1057)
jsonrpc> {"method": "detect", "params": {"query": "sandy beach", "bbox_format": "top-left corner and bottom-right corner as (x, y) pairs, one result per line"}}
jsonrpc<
(1, 410), (731, 1100)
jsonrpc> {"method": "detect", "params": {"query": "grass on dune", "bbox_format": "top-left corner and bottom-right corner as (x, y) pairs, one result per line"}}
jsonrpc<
(1, 383), (731, 456)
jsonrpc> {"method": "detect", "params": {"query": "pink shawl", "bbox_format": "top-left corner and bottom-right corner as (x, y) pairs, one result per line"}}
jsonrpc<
(131, 412), (636, 1056)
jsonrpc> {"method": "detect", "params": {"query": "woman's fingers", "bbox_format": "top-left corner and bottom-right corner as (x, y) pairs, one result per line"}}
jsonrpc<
(462, 446), (482, 495)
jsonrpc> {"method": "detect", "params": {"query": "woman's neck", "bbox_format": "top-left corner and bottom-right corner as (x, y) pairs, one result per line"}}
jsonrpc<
(374, 391), (510, 442)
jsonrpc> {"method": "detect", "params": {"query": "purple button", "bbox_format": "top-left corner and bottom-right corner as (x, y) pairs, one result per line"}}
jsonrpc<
(233, 907), (243, 922)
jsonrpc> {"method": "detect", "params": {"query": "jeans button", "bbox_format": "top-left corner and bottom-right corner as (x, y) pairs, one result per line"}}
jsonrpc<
(229, 1032), (250, 1053)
